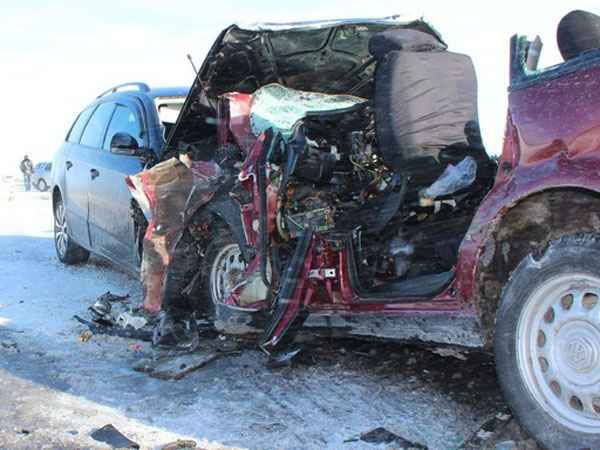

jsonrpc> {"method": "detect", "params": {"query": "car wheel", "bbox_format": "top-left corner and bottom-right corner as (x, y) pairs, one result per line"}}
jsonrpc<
(53, 197), (90, 265)
(205, 228), (244, 310)
(494, 234), (600, 449)
(162, 223), (241, 320)
(37, 179), (48, 191)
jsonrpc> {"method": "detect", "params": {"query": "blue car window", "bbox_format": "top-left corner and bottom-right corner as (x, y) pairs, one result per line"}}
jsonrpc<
(66, 105), (96, 144)
(103, 105), (143, 151)
(79, 102), (115, 148)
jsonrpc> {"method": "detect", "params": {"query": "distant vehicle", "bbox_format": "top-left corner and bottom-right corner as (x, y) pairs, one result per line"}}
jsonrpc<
(51, 83), (189, 272)
(53, 10), (600, 449)
(32, 162), (52, 191)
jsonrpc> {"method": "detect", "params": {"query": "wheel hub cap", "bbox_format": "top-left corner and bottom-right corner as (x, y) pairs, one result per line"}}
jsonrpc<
(517, 273), (600, 433)
(559, 326), (598, 375)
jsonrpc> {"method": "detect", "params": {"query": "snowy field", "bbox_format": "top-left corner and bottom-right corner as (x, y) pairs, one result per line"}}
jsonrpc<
(0, 181), (537, 449)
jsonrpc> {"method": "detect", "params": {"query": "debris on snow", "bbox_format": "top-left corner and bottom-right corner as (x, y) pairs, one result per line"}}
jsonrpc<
(116, 312), (147, 330)
(458, 408), (512, 449)
(73, 315), (152, 342)
(76, 290), (152, 340)
(90, 424), (139, 449)
(431, 347), (468, 360)
(78, 330), (93, 343)
(160, 439), (198, 449)
(97, 291), (130, 303)
(265, 345), (305, 368)
(152, 311), (200, 352)
(133, 350), (221, 380)
(351, 427), (428, 449)
(1, 340), (18, 349)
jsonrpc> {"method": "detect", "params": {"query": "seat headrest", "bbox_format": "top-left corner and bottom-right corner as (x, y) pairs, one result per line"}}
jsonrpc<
(557, 10), (600, 61)
(369, 29), (446, 59)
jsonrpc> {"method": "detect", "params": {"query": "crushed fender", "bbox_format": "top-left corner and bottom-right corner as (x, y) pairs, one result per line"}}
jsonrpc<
(127, 155), (223, 316)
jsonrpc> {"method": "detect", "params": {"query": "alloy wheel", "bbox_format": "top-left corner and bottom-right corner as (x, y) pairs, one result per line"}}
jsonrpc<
(54, 202), (69, 259)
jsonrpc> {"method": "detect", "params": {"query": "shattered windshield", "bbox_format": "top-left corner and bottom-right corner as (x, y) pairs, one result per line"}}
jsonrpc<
(250, 83), (367, 138)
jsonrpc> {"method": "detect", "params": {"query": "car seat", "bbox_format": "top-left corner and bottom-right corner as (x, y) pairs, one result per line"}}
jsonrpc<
(369, 28), (493, 202)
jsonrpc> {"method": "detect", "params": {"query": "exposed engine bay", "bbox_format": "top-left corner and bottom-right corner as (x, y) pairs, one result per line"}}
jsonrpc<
(129, 19), (496, 350)
(220, 83), (494, 292)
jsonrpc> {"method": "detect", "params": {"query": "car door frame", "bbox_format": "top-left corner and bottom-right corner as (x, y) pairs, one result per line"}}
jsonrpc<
(87, 96), (151, 272)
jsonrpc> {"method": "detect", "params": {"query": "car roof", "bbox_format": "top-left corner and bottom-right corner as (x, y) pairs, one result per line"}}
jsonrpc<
(149, 86), (190, 98)
(93, 83), (190, 104)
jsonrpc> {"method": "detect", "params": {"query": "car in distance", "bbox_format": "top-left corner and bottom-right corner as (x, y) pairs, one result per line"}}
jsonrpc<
(32, 161), (52, 191)
(51, 83), (189, 272)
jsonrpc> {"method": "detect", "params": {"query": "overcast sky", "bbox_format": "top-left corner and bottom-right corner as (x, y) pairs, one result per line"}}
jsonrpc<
(0, 0), (598, 175)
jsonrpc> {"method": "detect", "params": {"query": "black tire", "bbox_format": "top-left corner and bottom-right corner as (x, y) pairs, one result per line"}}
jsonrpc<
(37, 179), (48, 191)
(494, 234), (600, 450)
(162, 221), (241, 321)
(53, 197), (90, 265)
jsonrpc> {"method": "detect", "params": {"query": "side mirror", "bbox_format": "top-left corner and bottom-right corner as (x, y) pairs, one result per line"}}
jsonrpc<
(110, 132), (144, 156)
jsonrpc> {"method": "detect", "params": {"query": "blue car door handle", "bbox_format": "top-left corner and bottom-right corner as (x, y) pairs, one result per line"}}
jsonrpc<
(66, 161), (73, 170)
(90, 169), (100, 180)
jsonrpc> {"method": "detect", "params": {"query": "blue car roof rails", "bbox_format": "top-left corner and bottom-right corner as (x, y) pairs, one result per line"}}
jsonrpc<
(96, 82), (151, 99)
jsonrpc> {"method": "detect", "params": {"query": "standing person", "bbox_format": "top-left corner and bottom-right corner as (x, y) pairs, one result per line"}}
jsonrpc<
(20, 155), (34, 191)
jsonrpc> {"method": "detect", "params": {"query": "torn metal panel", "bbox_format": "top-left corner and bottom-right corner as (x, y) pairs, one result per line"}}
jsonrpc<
(133, 351), (221, 380)
(127, 155), (223, 315)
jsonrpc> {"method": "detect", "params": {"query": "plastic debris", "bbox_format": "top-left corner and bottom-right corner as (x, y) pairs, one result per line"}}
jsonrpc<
(421, 156), (477, 203)
(73, 315), (152, 342)
(90, 297), (113, 326)
(90, 424), (139, 449)
(78, 330), (93, 343)
(117, 312), (147, 330)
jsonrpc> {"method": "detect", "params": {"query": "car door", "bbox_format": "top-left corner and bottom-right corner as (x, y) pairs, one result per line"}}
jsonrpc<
(87, 99), (148, 270)
(63, 103), (114, 249)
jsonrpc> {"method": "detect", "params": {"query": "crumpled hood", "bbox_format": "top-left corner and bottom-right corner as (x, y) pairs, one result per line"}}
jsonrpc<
(165, 16), (443, 151)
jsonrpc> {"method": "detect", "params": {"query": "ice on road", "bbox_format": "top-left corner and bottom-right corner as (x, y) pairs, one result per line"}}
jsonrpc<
(0, 183), (524, 449)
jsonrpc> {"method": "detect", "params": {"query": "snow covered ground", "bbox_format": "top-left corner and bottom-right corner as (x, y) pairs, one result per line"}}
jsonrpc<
(0, 181), (537, 449)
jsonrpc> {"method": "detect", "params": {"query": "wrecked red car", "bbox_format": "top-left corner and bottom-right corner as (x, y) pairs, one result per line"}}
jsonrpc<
(126, 12), (599, 449)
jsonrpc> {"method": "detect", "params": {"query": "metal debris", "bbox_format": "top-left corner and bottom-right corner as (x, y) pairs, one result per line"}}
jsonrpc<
(356, 427), (428, 449)
(458, 408), (513, 450)
(133, 350), (221, 380)
(160, 439), (198, 449)
(90, 424), (139, 449)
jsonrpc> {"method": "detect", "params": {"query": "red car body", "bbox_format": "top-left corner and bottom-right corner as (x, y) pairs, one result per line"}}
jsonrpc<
(130, 18), (600, 352)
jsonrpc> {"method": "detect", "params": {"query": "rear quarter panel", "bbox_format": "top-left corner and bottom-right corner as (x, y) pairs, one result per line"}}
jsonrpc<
(456, 51), (600, 313)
